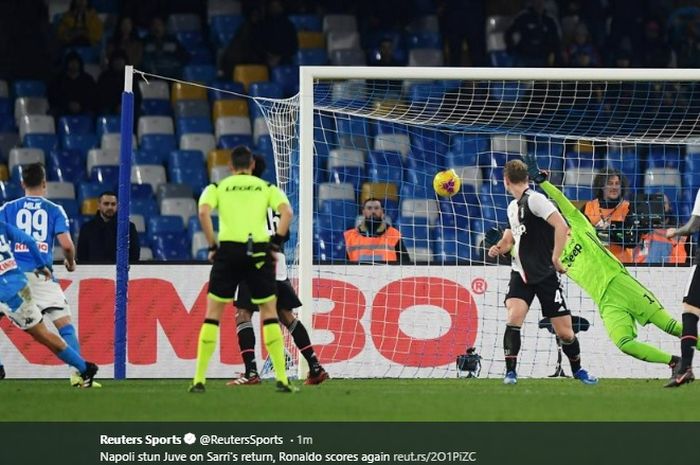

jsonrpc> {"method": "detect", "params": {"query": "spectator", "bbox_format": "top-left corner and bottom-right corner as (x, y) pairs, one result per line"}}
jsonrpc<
(261, 0), (299, 67)
(105, 16), (143, 67)
(344, 198), (410, 264)
(95, 50), (128, 115)
(634, 194), (688, 264)
(48, 51), (96, 116)
(640, 19), (676, 68)
(505, 0), (560, 67)
(77, 191), (140, 263)
(57, 0), (104, 48)
(121, 0), (168, 31)
(220, 6), (266, 78)
(142, 16), (188, 78)
(583, 168), (633, 263)
(565, 23), (601, 67)
(370, 37), (401, 66)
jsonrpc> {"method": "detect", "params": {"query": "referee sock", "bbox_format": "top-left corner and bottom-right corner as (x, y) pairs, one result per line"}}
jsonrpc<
(193, 319), (219, 385)
(680, 313), (699, 372)
(236, 322), (258, 376)
(287, 318), (321, 371)
(561, 337), (582, 373)
(263, 319), (288, 385)
(58, 324), (81, 355)
(503, 325), (521, 372)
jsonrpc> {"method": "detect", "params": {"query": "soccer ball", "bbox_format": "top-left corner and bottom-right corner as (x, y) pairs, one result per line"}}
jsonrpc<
(433, 169), (461, 197)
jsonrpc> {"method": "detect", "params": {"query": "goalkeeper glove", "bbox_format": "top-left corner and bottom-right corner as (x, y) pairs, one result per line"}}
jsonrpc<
(522, 153), (548, 184)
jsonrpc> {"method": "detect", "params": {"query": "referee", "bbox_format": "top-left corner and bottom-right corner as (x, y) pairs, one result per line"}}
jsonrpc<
(190, 146), (295, 393)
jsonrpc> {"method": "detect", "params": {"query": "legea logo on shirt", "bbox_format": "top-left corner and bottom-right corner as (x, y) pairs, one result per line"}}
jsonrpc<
(225, 185), (263, 192)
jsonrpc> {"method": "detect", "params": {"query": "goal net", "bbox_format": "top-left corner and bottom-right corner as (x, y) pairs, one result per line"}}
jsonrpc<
(255, 67), (700, 379)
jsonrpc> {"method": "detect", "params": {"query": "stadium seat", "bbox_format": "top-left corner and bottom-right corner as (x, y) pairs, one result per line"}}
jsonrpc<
(138, 80), (170, 100)
(131, 164), (167, 192)
(18, 115), (55, 140)
(62, 133), (98, 156)
(210, 14), (244, 47)
(101, 133), (138, 150)
(252, 117), (269, 144)
(86, 148), (119, 172)
(408, 48), (443, 66)
(180, 133), (216, 161)
(0, 132), (20, 162)
(326, 31), (361, 54)
(297, 31), (326, 49)
(140, 99), (172, 116)
(360, 182), (398, 204)
(400, 198), (439, 225)
(14, 97), (49, 124)
(0, 180), (22, 201)
(169, 149), (206, 170)
(90, 165), (120, 185)
(406, 31), (442, 49)
(172, 82), (208, 101)
(563, 167), (597, 191)
(156, 183), (193, 205)
(318, 182), (355, 205)
(176, 116), (213, 136)
(23, 134), (58, 155)
(289, 14), (322, 32)
(271, 65), (300, 96)
(491, 134), (526, 155)
(406, 13), (439, 32)
(96, 116), (120, 137)
(8, 147), (44, 173)
(452, 166), (484, 191)
(53, 198), (79, 218)
(294, 48), (328, 65)
(46, 181), (75, 199)
(0, 164), (7, 181)
(435, 228), (472, 264)
(137, 116), (174, 142)
(132, 149), (165, 166)
(77, 181), (107, 204)
(374, 133), (410, 157)
(129, 197), (159, 217)
(327, 149), (364, 170)
(0, 80), (6, 98)
(367, 150), (404, 184)
(489, 50), (514, 67)
(139, 246), (154, 261)
(173, 100), (211, 119)
(140, 134), (176, 158)
(148, 215), (185, 234)
(214, 116), (251, 142)
(322, 14), (357, 33)
(212, 100), (249, 120)
(130, 214), (146, 233)
(48, 149), (86, 183)
(182, 64), (216, 83)
(81, 197), (99, 215)
(209, 165), (230, 183)
(314, 227), (346, 261)
(58, 115), (93, 135)
(330, 49), (366, 66)
(13, 80), (46, 97)
(130, 183), (154, 199)
(207, 80), (245, 101)
(207, 149), (231, 173)
(233, 65), (269, 91)
(191, 231), (209, 258)
(160, 197), (197, 224)
(167, 13), (200, 33)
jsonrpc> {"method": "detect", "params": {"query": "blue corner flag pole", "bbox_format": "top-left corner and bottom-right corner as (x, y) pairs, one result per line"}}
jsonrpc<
(114, 65), (135, 379)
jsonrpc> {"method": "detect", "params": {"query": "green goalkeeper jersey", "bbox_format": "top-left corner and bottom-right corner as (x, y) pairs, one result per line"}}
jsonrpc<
(539, 181), (628, 304)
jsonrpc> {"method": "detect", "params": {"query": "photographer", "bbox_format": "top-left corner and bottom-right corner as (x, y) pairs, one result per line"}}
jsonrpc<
(583, 168), (634, 263)
(633, 193), (688, 264)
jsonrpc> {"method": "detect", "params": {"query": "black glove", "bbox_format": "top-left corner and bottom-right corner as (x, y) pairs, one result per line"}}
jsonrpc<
(269, 233), (286, 253)
(483, 227), (504, 248)
(522, 153), (548, 184)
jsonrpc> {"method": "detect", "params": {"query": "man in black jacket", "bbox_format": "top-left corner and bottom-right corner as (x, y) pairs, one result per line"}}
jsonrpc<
(77, 191), (140, 263)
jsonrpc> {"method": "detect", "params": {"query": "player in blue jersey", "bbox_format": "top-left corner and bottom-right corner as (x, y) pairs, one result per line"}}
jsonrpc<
(0, 163), (89, 386)
(0, 220), (98, 386)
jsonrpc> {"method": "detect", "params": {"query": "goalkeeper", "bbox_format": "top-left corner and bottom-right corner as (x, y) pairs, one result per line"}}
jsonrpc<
(523, 153), (697, 371)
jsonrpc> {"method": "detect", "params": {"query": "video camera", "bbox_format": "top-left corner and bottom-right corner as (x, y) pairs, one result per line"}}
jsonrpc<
(625, 193), (666, 231)
(456, 347), (482, 378)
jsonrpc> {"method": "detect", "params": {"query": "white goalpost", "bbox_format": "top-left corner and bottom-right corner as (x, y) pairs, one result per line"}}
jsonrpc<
(268, 66), (700, 379)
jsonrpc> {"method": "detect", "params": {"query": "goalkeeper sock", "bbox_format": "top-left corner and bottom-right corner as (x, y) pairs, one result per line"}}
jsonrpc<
(193, 319), (219, 385)
(263, 319), (288, 385)
(58, 324), (81, 355)
(680, 313), (699, 372)
(503, 325), (521, 372)
(287, 318), (320, 371)
(236, 321), (258, 376)
(561, 337), (582, 373)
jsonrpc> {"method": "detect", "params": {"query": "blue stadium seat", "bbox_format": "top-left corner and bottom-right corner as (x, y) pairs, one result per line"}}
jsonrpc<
(398, 220), (433, 251)
(435, 228), (472, 264)
(450, 134), (490, 160)
(314, 228), (346, 261)
(328, 167), (364, 191)
(607, 145), (641, 189)
(187, 47), (215, 65)
(210, 15), (244, 48)
(208, 81), (245, 101)
(294, 48), (328, 66)
(176, 117), (213, 135)
(96, 116), (120, 137)
(446, 150), (478, 167)
(151, 234), (190, 260)
(53, 198), (79, 218)
(647, 145), (682, 170)
(249, 82), (283, 99)
(58, 115), (93, 135)
(131, 183), (154, 199)
(318, 199), (358, 230)
(489, 51), (513, 67)
(48, 149), (86, 183)
(169, 166), (208, 196)
(367, 150), (404, 184)
(129, 197), (159, 217)
(313, 114), (336, 164)
(62, 133), (98, 156)
(13, 80), (46, 97)
(132, 149), (165, 166)
(182, 64), (216, 83)
(0, 98), (11, 117)
(78, 182), (108, 204)
(288, 14), (322, 32)
(271, 65), (300, 97)
(684, 151), (700, 190)
(219, 134), (254, 149)
(406, 31), (442, 49)
(140, 134), (177, 157)
(140, 99), (172, 116)
(187, 215), (219, 242)
(565, 149), (606, 170)
(438, 187), (480, 229)
(563, 186), (595, 201)
(176, 32), (205, 52)
(168, 150), (205, 170)
(412, 128), (449, 154)
(0, 181), (22, 202)
(90, 165), (120, 185)
(23, 133), (58, 155)
(148, 215), (184, 234)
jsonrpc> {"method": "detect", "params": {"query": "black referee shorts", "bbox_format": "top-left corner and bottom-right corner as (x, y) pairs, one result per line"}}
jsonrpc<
(683, 265), (700, 309)
(236, 279), (302, 313)
(505, 271), (570, 318)
(208, 242), (276, 304)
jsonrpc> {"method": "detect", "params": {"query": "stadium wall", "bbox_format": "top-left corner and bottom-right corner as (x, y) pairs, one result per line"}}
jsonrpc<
(0, 265), (688, 379)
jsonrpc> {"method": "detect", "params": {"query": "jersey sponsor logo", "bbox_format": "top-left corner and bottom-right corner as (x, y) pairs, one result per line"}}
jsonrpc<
(0, 257), (18, 274)
(562, 243), (583, 266)
(225, 185), (263, 192)
(14, 242), (49, 253)
(512, 223), (526, 238)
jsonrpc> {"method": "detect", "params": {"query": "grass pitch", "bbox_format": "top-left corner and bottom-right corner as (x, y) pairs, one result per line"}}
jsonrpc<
(1, 378), (698, 422)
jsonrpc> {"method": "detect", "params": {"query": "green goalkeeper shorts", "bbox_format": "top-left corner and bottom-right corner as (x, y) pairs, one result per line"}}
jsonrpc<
(598, 272), (665, 340)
